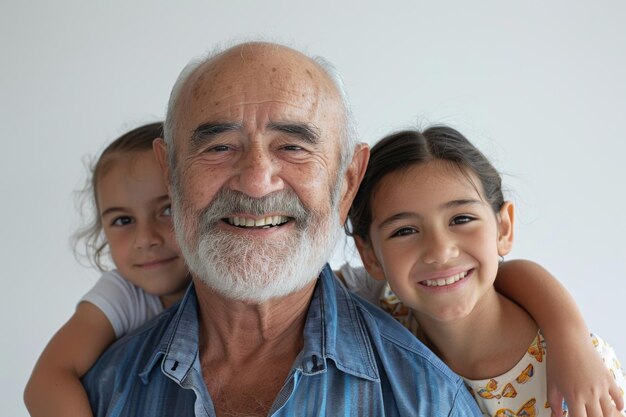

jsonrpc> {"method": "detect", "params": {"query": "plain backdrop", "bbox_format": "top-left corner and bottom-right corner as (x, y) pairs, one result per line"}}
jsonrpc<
(2, 1), (625, 415)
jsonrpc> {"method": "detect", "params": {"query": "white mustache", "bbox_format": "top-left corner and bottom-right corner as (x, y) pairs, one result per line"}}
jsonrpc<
(197, 187), (312, 232)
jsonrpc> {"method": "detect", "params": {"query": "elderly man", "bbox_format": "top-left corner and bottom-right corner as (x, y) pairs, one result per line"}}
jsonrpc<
(82, 42), (482, 416)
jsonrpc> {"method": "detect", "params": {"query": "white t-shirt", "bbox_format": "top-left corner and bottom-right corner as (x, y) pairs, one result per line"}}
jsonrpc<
(79, 270), (164, 338)
(337, 263), (385, 303)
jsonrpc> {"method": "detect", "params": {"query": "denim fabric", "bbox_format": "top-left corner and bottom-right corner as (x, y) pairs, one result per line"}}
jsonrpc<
(83, 265), (481, 416)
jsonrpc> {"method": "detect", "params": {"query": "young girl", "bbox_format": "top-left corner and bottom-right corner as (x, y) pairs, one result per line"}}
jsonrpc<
(24, 122), (190, 417)
(346, 126), (626, 417)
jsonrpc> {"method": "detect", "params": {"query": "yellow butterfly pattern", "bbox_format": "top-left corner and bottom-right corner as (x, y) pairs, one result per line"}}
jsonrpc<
(477, 380), (518, 400)
(527, 335), (545, 363)
(494, 398), (537, 417)
(501, 383), (517, 398)
(516, 364), (534, 384)
(477, 379), (500, 399)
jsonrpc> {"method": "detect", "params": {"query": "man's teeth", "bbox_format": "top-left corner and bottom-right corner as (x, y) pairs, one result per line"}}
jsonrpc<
(226, 216), (289, 228)
(423, 271), (468, 287)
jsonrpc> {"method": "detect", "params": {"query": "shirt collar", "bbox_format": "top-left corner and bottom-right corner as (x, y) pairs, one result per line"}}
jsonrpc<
(298, 265), (379, 381)
(139, 282), (198, 384)
(139, 265), (379, 383)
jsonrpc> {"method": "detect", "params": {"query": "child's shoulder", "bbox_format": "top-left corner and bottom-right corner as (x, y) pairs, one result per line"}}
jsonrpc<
(81, 269), (165, 338)
(83, 269), (162, 308)
(336, 263), (385, 304)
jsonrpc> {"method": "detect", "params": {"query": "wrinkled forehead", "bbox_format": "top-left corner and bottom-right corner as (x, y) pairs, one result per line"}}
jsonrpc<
(173, 45), (344, 144)
(194, 46), (336, 99)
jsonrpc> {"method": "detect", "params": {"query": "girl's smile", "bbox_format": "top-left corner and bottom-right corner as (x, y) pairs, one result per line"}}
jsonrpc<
(357, 160), (514, 323)
(418, 268), (473, 289)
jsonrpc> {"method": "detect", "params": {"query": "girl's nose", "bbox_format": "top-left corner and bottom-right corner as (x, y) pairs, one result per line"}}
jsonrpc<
(134, 220), (164, 249)
(421, 231), (459, 265)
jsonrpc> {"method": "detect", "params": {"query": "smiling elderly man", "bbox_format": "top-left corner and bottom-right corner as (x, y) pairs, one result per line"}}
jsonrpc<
(82, 42), (482, 417)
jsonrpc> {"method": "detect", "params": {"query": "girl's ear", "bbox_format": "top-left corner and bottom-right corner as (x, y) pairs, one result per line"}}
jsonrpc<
(354, 235), (386, 281)
(497, 201), (515, 256)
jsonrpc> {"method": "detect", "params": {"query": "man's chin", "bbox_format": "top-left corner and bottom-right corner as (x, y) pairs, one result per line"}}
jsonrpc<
(193, 267), (321, 303)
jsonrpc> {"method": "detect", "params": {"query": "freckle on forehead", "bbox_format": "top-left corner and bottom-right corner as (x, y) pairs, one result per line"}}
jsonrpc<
(182, 45), (341, 121)
(191, 67), (216, 100)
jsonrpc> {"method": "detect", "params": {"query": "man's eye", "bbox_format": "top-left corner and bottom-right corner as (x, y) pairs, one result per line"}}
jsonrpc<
(204, 145), (232, 153)
(162, 206), (172, 216)
(451, 215), (474, 225)
(391, 227), (417, 238)
(112, 216), (133, 226)
(208, 145), (231, 152)
(282, 145), (304, 151)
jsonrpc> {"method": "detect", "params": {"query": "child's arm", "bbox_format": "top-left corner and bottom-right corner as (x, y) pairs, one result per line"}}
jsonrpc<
(24, 302), (116, 417)
(495, 259), (624, 417)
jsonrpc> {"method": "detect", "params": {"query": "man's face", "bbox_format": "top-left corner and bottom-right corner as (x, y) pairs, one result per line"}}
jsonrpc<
(161, 45), (349, 301)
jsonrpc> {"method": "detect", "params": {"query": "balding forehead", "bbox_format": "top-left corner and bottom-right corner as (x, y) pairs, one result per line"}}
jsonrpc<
(184, 43), (338, 103)
(209, 42), (324, 74)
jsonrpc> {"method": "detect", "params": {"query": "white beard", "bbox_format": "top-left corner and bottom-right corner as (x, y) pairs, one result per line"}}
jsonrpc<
(172, 186), (342, 302)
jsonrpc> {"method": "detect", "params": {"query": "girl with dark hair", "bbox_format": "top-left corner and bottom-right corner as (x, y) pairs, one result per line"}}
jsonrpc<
(344, 126), (626, 417)
(25, 123), (190, 417)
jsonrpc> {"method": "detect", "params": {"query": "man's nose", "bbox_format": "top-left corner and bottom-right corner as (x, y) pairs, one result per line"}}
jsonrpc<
(421, 231), (459, 265)
(229, 145), (284, 198)
(134, 220), (164, 250)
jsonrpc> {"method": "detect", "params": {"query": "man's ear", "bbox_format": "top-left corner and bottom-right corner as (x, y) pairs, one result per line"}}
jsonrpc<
(354, 235), (386, 281)
(153, 138), (171, 192)
(497, 201), (515, 257)
(338, 143), (370, 222)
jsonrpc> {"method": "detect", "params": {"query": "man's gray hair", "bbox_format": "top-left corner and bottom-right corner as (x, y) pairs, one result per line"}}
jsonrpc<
(163, 43), (358, 177)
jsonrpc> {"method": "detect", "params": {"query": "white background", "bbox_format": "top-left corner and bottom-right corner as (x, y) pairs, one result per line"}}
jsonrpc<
(2, 1), (625, 415)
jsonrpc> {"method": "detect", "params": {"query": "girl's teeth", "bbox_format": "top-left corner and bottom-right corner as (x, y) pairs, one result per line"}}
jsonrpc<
(423, 271), (468, 287)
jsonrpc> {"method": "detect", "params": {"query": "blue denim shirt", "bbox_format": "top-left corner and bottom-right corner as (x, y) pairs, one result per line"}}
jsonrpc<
(83, 265), (481, 416)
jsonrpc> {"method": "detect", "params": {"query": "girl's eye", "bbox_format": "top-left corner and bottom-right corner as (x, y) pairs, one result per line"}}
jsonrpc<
(451, 215), (474, 225)
(112, 216), (133, 227)
(391, 227), (417, 238)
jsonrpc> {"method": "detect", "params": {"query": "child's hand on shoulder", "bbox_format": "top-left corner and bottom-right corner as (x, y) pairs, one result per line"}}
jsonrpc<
(546, 332), (624, 417)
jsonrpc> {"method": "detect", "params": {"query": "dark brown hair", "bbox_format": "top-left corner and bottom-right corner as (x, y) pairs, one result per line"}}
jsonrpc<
(73, 122), (164, 270)
(347, 125), (504, 240)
